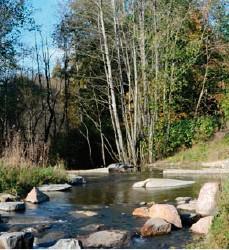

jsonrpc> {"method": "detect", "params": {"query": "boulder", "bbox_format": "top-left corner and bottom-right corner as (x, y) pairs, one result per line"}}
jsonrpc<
(108, 163), (134, 173)
(175, 197), (192, 203)
(25, 187), (49, 204)
(0, 193), (18, 202)
(145, 179), (194, 189)
(71, 210), (98, 218)
(81, 230), (129, 248)
(140, 218), (171, 237)
(191, 216), (213, 235)
(148, 204), (182, 228)
(80, 224), (106, 232)
(132, 178), (194, 189)
(0, 232), (34, 249)
(0, 202), (25, 212)
(177, 202), (196, 212)
(196, 182), (220, 216)
(68, 176), (86, 185)
(38, 184), (72, 192)
(132, 207), (149, 218)
(132, 180), (150, 188)
(49, 239), (82, 249)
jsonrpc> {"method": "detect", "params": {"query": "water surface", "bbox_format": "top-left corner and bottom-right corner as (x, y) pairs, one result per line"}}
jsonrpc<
(1, 171), (226, 248)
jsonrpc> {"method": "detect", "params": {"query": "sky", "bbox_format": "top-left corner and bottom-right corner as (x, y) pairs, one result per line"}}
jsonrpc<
(20, 0), (63, 68)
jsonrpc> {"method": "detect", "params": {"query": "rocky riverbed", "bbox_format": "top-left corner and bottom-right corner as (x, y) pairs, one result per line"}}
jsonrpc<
(0, 171), (226, 249)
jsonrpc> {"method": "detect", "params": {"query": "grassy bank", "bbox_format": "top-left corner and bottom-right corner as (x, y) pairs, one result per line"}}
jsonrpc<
(189, 179), (229, 248)
(166, 132), (229, 164)
(0, 162), (67, 197)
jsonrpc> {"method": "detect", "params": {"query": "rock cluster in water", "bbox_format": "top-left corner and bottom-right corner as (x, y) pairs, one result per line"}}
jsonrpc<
(132, 181), (219, 238)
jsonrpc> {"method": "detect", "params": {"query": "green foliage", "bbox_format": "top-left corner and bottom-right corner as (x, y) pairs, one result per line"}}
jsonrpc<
(168, 132), (229, 163)
(168, 119), (194, 152)
(193, 116), (216, 143)
(0, 162), (67, 196)
(221, 93), (229, 121)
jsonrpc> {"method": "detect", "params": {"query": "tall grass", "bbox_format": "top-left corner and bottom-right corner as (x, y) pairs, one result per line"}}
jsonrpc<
(167, 133), (229, 163)
(0, 161), (67, 196)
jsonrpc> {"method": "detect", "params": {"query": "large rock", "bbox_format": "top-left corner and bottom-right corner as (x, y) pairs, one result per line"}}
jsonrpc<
(38, 184), (72, 192)
(0, 202), (25, 212)
(175, 197), (192, 204)
(177, 202), (196, 212)
(50, 239), (82, 249)
(140, 218), (171, 237)
(0, 232), (34, 249)
(80, 224), (106, 232)
(191, 216), (213, 235)
(132, 207), (149, 218)
(132, 178), (194, 189)
(148, 204), (182, 228)
(196, 182), (220, 216)
(108, 163), (134, 173)
(81, 230), (129, 248)
(25, 187), (49, 204)
(68, 176), (86, 185)
(71, 210), (98, 218)
(132, 179), (150, 188)
(0, 193), (18, 202)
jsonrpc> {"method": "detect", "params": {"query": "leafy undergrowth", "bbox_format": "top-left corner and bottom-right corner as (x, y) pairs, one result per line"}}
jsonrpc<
(0, 161), (67, 197)
(188, 179), (229, 248)
(166, 132), (229, 163)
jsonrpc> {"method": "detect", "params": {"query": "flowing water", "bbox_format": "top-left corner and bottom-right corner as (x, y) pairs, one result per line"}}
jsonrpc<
(0, 170), (226, 248)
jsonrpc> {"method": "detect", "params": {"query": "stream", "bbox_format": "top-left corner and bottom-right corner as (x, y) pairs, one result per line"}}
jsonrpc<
(0, 170), (225, 248)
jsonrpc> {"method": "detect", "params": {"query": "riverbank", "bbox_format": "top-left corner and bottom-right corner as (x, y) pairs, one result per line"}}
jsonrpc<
(148, 131), (229, 171)
(0, 162), (67, 196)
(189, 179), (229, 248)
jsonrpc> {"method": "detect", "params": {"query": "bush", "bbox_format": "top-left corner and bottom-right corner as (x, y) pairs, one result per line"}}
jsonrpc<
(168, 119), (194, 153)
(193, 116), (216, 143)
(0, 162), (67, 196)
(221, 93), (229, 122)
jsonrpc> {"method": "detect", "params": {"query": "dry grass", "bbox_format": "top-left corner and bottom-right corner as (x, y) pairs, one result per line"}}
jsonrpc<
(166, 132), (229, 163)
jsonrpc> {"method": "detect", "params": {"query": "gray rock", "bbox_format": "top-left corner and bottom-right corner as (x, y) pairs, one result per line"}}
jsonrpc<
(25, 187), (49, 204)
(23, 224), (52, 235)
(0, 232), (34, 249)
(71, 210), (98, 218)
(140, 218), (171, 237)
(0, 194), (18, 202)
(177, 203), (196, 212)
(108, 163), (134, 173)
(196, 182), (219, 216)
(81, 230), (129, 248)
(49, 239), (82, 249)
(191, 216), (213, 235)
(38, 184), (72, 192)
(68, 176), (86, 185)
(175, 197), (192, 203)
(80, 224), (106, 232)
(0, 202), (25, 212)
(133, 178), (195, 189)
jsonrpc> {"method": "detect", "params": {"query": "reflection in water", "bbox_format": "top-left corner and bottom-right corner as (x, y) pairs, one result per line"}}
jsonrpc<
(2, 171), (227, 248)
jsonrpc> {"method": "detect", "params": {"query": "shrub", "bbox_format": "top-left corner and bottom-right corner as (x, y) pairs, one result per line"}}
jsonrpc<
(193, 116), (216, 143)
(168, 119), (194, 153)
(0, 162), (67, 196)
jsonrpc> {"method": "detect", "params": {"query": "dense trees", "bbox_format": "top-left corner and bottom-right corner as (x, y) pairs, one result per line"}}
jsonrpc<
(0, 0), (228, 168)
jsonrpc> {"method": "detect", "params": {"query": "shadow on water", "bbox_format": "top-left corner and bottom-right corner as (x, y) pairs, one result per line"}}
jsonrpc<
(2, 170), (227, 248)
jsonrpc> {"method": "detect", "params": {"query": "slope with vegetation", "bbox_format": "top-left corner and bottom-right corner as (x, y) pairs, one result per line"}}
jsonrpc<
(0, 0), (228, 170)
